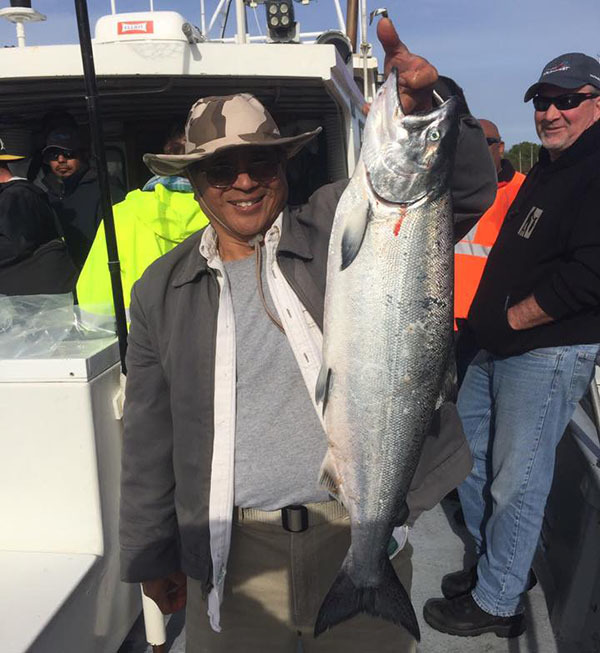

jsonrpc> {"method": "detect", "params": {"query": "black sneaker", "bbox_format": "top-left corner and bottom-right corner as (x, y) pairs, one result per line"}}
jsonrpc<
(423, 593), (526, 638)
(441, 566), (538, 600)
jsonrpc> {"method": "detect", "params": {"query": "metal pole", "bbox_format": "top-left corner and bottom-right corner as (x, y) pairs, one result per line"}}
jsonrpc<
(200, 0), (206, 34)
(74, 0), (128, 374)
(346, 0), (358, 51)
(530, 142), (533, 170)
(111, 0), (116, 14)
(208, 0), (229, 36)
(360, 0), (368, 100)
(235, 0), (247, 43)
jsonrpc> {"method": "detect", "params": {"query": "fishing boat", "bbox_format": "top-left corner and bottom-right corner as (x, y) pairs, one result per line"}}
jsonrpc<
(0, 2), (598, 652)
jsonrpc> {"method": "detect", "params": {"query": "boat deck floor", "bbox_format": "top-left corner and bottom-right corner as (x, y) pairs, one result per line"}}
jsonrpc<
(119, 496), (559, 653)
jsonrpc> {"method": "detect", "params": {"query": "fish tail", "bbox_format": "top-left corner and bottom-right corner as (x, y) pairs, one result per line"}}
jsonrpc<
(314, 554), (420, 640)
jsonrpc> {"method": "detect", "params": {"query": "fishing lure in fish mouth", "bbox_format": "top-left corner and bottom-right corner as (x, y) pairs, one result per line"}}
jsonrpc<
(315, 69), (459, 640)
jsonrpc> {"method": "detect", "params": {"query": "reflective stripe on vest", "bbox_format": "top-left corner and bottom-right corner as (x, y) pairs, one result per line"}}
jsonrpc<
(454, 224), (491, 258)
(454, 241), (492, 257)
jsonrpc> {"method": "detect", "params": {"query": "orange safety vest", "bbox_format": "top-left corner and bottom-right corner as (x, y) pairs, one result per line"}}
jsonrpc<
(454, 169), (526, 327)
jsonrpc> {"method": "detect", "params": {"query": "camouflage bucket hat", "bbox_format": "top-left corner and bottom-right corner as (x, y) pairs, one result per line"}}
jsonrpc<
(143, 93), (322, 176)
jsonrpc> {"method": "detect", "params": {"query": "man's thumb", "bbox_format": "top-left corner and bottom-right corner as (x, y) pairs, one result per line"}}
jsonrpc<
(376, 17), (406, 55)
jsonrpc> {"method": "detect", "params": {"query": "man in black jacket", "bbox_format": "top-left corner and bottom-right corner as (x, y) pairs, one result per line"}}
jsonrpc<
(425, 53), (600, 639)
(40, 127), (124, 270)
(0, 127), (76, 295)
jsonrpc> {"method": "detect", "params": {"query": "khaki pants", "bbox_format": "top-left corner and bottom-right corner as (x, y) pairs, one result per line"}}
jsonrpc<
(186, 503), (417, 652)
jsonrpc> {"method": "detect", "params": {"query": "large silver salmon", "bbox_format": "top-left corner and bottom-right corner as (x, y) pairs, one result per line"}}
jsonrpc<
(314, 71), (459, 640)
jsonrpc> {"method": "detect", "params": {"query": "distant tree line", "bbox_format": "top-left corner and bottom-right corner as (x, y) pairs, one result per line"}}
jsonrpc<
(506, 141), (541, 174)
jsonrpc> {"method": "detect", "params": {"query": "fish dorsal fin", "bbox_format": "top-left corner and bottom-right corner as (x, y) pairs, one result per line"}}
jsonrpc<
(340, 204), (371, 270)
(315, 365), (333, 414)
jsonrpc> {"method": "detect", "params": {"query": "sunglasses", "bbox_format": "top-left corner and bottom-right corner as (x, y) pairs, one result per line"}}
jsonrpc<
(486, 137), (501, 146)
(533, 92), (600, 112)
(46, 149), (78, 162)
(198, 153), (282, 189)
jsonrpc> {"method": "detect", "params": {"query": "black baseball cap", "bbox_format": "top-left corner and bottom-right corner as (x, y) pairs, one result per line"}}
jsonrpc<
(42, 128), (81, 156)
(0, 126), (31, 161)
(524, 52), (600, 102)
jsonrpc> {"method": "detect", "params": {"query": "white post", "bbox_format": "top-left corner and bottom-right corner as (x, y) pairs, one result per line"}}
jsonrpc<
(235, 0), (247, 43)
(149, 0), (154, 10)
(332, 0), (346, 33)
(111, 0), (117, 15)
(208, 0), (229, 36)
(16, 21), (25, 48)
(201, 0), (207, 34)
(140, 587), (166, 648)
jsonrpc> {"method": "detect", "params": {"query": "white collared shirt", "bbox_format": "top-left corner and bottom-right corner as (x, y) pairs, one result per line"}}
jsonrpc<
(200, 214), (324, 631)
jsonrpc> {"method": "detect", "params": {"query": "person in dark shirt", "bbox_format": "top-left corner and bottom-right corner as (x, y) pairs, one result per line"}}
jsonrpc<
(454, 119), (526, 385)
(0, 127), (76, 295)
(40, 127), (124, 270)
(424, 53), (600, 639)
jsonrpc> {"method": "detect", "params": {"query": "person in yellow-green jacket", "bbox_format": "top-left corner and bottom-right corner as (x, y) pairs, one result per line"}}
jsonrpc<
(77, 131), (208, 319)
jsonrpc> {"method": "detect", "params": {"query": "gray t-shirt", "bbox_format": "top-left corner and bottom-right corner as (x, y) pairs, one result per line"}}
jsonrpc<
(224, 253), (330, 510)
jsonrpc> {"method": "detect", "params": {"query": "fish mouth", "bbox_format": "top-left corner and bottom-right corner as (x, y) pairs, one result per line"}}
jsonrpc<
(365, 168), (427, 207)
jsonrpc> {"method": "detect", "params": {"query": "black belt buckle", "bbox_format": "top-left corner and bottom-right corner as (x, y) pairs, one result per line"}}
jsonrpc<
(281, 504), (309, 533)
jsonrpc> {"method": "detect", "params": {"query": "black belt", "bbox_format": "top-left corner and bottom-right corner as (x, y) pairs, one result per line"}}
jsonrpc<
(235, 500), (347, 532)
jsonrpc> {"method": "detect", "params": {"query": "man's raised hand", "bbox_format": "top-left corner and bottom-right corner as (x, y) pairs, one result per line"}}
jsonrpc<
(377, 17), (438, 114)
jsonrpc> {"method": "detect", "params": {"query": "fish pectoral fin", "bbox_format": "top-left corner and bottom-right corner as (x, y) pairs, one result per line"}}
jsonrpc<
(315, 365), (333, 414)
(436, 344), (457, 408)
(340, 203), (370, 270)
(394, 501), (410, 527)
(319, 452), (343, 502)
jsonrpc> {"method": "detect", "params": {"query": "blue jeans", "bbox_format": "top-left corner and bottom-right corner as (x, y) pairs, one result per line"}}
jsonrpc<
(457, 344), (599, 617)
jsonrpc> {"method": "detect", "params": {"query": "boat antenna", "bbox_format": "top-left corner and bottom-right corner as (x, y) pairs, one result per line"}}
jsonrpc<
(0, 1), (46, 48)
(74, 0), (129, 374)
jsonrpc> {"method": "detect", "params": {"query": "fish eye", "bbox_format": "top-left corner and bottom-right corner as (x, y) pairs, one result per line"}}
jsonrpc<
(429, 129), (441, 142)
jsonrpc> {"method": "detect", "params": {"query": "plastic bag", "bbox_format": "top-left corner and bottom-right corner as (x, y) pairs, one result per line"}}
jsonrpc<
(0, 293), (115, 359)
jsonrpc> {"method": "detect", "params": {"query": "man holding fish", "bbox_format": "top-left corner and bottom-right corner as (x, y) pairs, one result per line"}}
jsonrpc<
(119, 17), (496, 652)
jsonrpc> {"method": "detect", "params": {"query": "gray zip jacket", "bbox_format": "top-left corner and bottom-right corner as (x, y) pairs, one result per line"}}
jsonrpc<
(120, 112), (496, 592)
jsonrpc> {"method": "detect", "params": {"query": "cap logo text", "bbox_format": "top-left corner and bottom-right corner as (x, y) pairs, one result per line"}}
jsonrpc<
(543, 63), (570, 76)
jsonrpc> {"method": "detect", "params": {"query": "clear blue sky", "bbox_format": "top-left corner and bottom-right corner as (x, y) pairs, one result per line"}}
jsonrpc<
(1, 0), (598, 147)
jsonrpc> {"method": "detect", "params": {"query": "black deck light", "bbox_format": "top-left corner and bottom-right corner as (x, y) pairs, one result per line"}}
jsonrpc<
(265, 0), (297, 42)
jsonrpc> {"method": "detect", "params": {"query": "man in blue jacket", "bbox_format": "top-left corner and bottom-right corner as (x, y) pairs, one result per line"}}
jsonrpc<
(425, 52), (600, 639)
